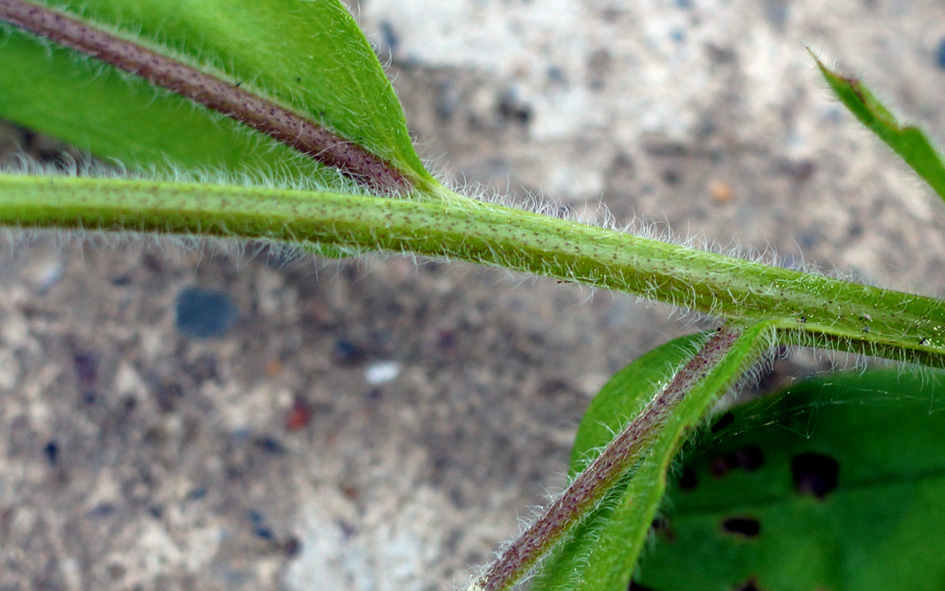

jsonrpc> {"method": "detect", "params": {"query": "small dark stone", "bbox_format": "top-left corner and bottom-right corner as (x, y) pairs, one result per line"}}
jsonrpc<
(247, 509), (264, 525)
(43, 440), (59, 465)
(175, 287), (236, 339)
(436, 330), (457, 351)
(254, 435), (287, 455)
(285, 396), (313, 431)
(186, 487), (207, 501)
(379, 20), (399, 55)
(86, 503), (116, 519)
(936, 37), (945, 70)
(546, 65), (566, 83)
(106, 564), (126, 581)
(764, 0), (789, 28)
(282, 536), (302, 558)
(254, 527), (276, 541)
(497, 89), (532, 125)
(662, 168), (682, 185)
(338, 520), (358, 539)
(148, 505), (163, 518)
(152, 381), (184, 414)
(333, 339), (367, 366)
(73, 353), (97, 392)
(791, 452), (839, 499)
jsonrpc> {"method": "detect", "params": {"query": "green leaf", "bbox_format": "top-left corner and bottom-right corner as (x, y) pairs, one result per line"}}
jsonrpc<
(636, 368), (945, 591)
(0, 0), (435, 189)
(532, 323), (775, 591)
(567, 333), (712, 479)
(813, 52), (945, 205)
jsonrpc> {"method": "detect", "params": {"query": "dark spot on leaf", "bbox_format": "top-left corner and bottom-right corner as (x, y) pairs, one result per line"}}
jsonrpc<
(628, 581), (658, 591)
(732, 445), (765, 471)
(791, 452), (839, 499)
(722, 517), (761, 538)
(175, 287), (236, 339)
(247, 509), (264, 525)
(708, 446), (765, 479)
(734, 577), (765, 591)
(710, 455), (732, 478)
(678, 466), (698, 490)
(711, 412), (735, 433)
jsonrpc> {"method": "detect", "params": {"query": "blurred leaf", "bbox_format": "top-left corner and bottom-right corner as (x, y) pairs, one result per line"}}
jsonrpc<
(636, 368), (945, 591)
(0, 0), (434, 188)
(814, 53), (945, 204)
(533, 323), (773, 591)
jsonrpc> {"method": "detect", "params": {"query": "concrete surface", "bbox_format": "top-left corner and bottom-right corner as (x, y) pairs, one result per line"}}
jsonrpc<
(2, 1), (945, 590)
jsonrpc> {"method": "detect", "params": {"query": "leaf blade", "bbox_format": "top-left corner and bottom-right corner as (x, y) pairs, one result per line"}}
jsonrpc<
(814, 52), (945, 204)
(637, 369), (945, 591)
(0, 0), (435, 190)
(533, 323), (775, 591)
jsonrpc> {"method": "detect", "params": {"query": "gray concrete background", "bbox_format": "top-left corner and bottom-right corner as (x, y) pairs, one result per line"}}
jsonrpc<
(2, 1), (945, 590)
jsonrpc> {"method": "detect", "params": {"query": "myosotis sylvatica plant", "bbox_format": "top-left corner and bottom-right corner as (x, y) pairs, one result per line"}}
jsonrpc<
(2, 1), (945, 589)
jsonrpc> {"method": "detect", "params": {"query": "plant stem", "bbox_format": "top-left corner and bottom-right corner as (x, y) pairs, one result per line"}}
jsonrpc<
(1, 174), (944, 367)
(468, 324), (752, 591)
(0, 0), (413, 193)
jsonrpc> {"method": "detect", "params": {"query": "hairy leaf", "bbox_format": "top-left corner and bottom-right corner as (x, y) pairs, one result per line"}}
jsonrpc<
(636, 369), (945, 591)
(0, 0), (434, 190)
(814, 53), (945, 205)
(532, 323), (774, 591)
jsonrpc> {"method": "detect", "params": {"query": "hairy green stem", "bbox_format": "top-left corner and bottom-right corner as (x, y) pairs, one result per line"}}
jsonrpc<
(0, 0), (414, 193)
(2, 174), (944, 367)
